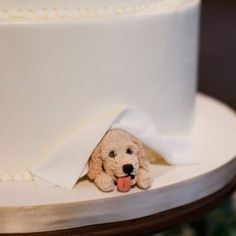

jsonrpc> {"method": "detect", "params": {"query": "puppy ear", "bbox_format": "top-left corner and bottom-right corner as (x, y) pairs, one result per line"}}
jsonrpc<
(134, 139), (149, 171)
(88, 145), (103, 180)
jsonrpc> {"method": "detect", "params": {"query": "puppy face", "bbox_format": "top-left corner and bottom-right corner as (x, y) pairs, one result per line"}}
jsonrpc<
(99, 129), (140, 185)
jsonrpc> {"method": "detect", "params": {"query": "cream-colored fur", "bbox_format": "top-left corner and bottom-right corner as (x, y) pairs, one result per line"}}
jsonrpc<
(88, 129), (152, 192)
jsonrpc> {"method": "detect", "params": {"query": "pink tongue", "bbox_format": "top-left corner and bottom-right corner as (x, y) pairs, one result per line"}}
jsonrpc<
(117, 176), (132, 192)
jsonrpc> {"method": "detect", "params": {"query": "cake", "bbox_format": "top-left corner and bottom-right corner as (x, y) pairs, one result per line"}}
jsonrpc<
(1, 1), (236, 234)
(0, 0), (200, 184)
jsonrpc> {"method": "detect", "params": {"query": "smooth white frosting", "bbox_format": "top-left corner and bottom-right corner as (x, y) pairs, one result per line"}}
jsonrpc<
(0, 0), (200, 180)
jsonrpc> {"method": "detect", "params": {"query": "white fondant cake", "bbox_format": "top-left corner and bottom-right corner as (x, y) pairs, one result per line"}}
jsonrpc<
(0, 0), (200, 181)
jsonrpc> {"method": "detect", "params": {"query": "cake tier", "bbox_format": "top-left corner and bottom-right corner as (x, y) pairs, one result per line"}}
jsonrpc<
(0, 0), (200, 180)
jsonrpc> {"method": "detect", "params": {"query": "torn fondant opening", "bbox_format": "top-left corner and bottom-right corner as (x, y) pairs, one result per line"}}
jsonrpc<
(31, 108), (196, 189)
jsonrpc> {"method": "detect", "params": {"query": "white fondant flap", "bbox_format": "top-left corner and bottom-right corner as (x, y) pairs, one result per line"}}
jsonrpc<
(31, 109), (196, 189)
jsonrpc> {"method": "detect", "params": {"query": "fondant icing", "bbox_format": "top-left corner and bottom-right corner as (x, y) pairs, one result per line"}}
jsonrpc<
(0, 0), (200, 180)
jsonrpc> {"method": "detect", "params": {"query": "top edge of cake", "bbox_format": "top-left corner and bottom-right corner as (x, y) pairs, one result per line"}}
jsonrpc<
(0, 0), (200, 22)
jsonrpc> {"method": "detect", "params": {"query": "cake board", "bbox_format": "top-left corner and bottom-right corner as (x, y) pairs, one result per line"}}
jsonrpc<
(0, 93), (235, 234)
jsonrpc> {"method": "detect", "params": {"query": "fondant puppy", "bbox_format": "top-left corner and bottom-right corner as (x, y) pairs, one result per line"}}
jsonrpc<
(88, 129), (152, 192)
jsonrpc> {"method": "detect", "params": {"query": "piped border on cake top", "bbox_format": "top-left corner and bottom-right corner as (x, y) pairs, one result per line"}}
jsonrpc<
(0, 0), (199, 22)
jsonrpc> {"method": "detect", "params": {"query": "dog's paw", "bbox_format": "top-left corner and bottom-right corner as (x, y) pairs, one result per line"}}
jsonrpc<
(94, 173), (115, 192)
(137, 169), (153, 190)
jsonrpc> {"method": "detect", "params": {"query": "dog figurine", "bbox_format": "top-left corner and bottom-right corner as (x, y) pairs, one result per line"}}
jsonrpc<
(88, 129), (152, 192)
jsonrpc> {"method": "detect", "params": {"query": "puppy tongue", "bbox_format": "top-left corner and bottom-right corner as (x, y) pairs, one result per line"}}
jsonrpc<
(117, 176), (132, 192)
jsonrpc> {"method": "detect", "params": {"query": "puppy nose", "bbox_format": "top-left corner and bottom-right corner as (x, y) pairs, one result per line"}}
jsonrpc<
(123, 164), (134, 174)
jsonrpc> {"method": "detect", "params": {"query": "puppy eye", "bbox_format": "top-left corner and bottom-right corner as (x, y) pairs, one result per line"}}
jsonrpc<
(126, 148), (133, 155)
(109, 150), (117, 158)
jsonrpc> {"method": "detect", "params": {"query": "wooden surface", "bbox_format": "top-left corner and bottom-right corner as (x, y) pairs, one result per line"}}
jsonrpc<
(2, 176), (235, 236)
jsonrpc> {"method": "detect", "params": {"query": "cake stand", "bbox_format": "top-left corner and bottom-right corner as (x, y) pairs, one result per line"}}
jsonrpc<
(0, 94), (235, 235)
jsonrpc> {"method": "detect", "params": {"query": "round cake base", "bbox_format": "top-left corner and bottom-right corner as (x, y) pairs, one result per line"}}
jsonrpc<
(0, 94), (236, 234)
